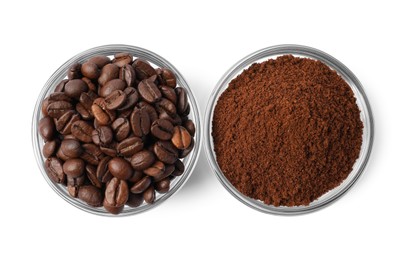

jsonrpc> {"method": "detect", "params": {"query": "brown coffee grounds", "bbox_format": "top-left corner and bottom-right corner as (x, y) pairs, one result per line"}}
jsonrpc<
(212, 55), (363, 206)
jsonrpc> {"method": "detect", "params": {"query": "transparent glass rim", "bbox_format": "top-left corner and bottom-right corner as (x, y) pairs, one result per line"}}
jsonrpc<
(32, 44), (202, 217)
(204, 44), (374, 215)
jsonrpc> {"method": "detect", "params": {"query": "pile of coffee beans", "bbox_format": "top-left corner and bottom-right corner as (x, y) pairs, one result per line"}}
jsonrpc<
(39, 53), (195, 214)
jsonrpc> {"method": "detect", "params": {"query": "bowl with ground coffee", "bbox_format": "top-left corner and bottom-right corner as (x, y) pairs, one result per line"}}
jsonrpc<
(205, 45), (373, 215)
(32, 44), (201, 216)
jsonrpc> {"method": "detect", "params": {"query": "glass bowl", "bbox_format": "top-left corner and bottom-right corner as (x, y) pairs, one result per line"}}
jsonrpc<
(32, 44), (202, 216)
(204, 44), (374, 215)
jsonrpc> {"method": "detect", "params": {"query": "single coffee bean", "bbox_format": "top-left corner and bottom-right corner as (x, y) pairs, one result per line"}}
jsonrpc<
(41, 97), (50, 116)
(100, 142), (118, 157)
(43, 139), (59, 158)
(76, 103), (93, 120)
(39, 116), (56, 141)
(151, 119), (174, 140)
(132, 59), (156, 80)
(161, 68), (177, 88)
(98, 63), (120, 86)
(67, 174), (86, 187)
(120, 64), (136, 87)
(108, 157), (133, 180)
(81, 143), (104, 165)
(92, 126), (113, 146)
(47, 101), (73, 119)
(85, 164), (102, 189)
(182, 103), (191, 117)
(54, 79), (69, 92)
(155, 177), (170, 193)
(154, 141), (178, 164)
(183, 119), (195, 137)
(104, 90), (126, 110)
(71, 120), (94, 143)
(111, 118), (130, 141)
(68, 62), (82, 80)
(138, 79), (161, 103)
(130, 176), (152, 194)
(112, 52), (132, 67)
(60, 139), (83, 158)
(92, 98), (116, 126)
(156, 164), (175, 181)
(143, 185), (155, 204)
(117, 136), (143, 157)
(143, 161), (165, 179)
(79, 92), (96, 109)
(67, 184), (80, 198)
(138, 101), (158, 122)
(117, 87), (138, 111)
(128, 170), (144, 183)
(63, 158), (85, 178)
(78, 185), (103, 207)
(103, 201), (124, 214)
(130, 150), (155, 170)
(49, 92), (73, 103)
(126, 193), (144, 207)
(45, 157), (66, 183)
(55, 110), (80, 135)
(159, 110), (182, 125)
(81, 62), (100, 79)
(130, 107), (151, 137)
(96, 156), (113, 183)
(88, 55), (111, 68)
(82, 77), (97, 92)
(156, 98), (177, 116)
(56, 146), (70, 161)
(160, 85), (177, 104)
(99, 78), (126, 98)
(179, 138), (195, 158)
(64, 79), (88, 99)
(175, 87), (188, 115)
(105, 177), (129, 208)
(171, 126), (192, 150)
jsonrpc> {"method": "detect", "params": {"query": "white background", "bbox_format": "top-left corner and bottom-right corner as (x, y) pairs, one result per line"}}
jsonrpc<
(0, 1), (406, 259)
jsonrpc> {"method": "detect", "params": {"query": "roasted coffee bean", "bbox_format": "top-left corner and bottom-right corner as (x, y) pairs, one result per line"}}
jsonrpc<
(143, 185), (155, 204)
(81, 143), (104, 165)
(159, 110), (182, 125)
(60, 139), (83, 158)
(130, 150), (155, 171)
(63, 134), (78, 141)
(92, 126), (113, 146)
(108, 157), (133, 180)
(67, 174), (86, 187)
(151, 119), (174, 140)
(55, 110), (80, 135)
(67, 184), (80, 198)
(160, 85), (177, 104)
(103, 203), (124, 214)
(76, 103), (93, 120)
(47, 101), (73, 119)
(183, 119), (195, 137)
(92, 98), (115, 126)
(126, 193), (144, 207)
(179, 138), (194, 158)
(81, 62), (100, 79)
(39, 116), (55, 141)
(98, 63), (119, 86)
(82, 77), (97, 92)
(68, 62), (82, 80)
(71, 120), (94, 143)
(117, 87), (138, 111)
(78, 185), (103, 207)
(130, 176), (152, 194)
(138, 101), (158, 122)
(41, 97), (50, 116)
(155, 177), (170, 193)
(104, 90), (126, 110)
(99, 78), (126, 98)
(161, 68), (176, 88)
(111, 118), (130, 141)
(100, 142), (118, 157)
(182, 103), (190, 117)
(117, 137), (143, 157)
(117, 108), (133, 118)
(130, 107), (151, 137)
(45, 157), (66, 183)
(120, 64), (136, 87)
(154, 141), (178, 164)
(96, 156), (113, 183)
(157, 164), (175, 181)
(63, 158), (85, 178)
(113, 52), (132, 67)
(132, 59), (156, 80)
(64, 79), (88, 99)
(55, 79), (69, 92)
(85, 164), (102, 189)
(156, 98), (177, 116)
(175, 87), (188, 115)
(88, 55), (110, 68)
(49, 92), (73, 103)
(105, 177), (129, 207)
(171, 126), (192, 150)
(128, 170), (144, 183)
(43, 139), (59, 158)
(138, 79), (161, 103)
(143, 161), (165, 179)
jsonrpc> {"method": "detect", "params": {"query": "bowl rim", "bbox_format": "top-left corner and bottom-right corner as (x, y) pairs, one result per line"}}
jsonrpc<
(204, 44), (374, 215)
(32, 44), (202, 217)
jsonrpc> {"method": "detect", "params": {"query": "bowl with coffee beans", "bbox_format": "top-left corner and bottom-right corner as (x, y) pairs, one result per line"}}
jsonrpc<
(32, 45), (201, 216)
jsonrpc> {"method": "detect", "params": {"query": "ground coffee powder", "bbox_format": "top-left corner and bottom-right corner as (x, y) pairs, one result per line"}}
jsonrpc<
(212, 55), (363, 206)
